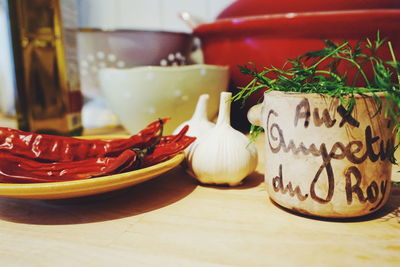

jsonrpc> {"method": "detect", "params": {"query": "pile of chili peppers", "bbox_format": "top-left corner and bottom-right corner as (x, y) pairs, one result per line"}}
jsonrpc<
(0, 119), (195, 183)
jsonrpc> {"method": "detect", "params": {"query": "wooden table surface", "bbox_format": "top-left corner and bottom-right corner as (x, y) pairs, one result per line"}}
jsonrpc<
(0, 115), (399, 267)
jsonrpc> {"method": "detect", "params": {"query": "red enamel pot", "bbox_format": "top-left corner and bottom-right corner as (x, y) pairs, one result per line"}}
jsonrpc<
(217, 0), (400, 19)
(194, 10), (400, 131)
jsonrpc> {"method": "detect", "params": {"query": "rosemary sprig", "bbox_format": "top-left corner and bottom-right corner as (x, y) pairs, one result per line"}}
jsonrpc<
(233, 32), (400, 163)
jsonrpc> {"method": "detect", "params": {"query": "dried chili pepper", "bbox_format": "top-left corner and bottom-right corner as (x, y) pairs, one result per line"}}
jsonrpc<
(142, 125), (196, 167)
(0, 150), (138, 183)
(0, 123), (195, 184)
(0, 118), (168, 162)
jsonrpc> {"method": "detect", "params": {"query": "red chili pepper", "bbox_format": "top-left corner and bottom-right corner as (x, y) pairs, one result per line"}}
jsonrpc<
(0, 120), (195, 184)
(0, 118), (168, 162)
(0, 150), (138, 183)
(142, 125), (196, 167)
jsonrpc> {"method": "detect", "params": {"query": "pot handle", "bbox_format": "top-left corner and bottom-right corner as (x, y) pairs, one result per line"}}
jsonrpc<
(247, 103), (262, 127)
(178, 11), (203, 29)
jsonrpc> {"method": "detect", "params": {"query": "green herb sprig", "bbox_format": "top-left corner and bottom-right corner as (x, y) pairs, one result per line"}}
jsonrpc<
(233, 33), (400, 157)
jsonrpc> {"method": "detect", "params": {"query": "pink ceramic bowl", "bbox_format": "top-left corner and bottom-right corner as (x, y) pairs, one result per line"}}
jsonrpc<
(194, 9), (400, 130)
(78, 29), (193, 99)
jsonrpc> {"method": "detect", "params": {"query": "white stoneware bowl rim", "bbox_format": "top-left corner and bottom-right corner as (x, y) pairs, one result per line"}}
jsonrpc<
(78, 27), (192, 35)
(100, 64), (229, 74)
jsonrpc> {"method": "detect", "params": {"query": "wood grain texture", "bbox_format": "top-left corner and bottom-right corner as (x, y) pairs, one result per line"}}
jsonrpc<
(0, 115), (399, 266)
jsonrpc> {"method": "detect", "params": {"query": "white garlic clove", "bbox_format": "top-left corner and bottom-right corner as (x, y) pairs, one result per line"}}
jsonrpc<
(173, 94), (215, 160)
(187, 92), (258, 186)
(173, 94), (215, 137)
(189, 127), (257, 186)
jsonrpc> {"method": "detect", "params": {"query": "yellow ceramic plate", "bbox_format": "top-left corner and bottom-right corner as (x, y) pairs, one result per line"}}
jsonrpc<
(0, 153), (184, 200)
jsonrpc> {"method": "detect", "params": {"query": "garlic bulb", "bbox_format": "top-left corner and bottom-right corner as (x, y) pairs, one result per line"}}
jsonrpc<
(187, 92), (258, 186)
(173, 94), (215, 153)
(173, 94), (215, 136)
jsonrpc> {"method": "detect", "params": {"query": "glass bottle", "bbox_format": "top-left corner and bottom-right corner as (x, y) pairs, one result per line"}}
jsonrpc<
(7, 0), (83, 136)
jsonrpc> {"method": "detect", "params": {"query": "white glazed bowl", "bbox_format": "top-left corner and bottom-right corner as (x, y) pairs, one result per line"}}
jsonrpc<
(98, 64), (229, 134)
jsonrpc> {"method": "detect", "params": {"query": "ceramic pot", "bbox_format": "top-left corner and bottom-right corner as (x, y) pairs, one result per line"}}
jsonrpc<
(248, 91), (395, 218)
(217, 0), (400, 19)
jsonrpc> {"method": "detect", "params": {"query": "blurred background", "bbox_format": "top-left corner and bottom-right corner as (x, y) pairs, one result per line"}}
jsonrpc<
(0, 0), (234, 127)
(78, 0), (234, 32)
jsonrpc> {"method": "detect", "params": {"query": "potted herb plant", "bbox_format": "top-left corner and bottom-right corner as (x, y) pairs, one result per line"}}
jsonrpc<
(234, 33), (400, 218)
